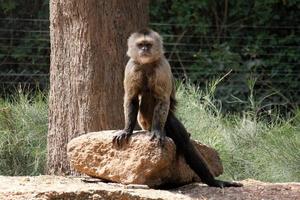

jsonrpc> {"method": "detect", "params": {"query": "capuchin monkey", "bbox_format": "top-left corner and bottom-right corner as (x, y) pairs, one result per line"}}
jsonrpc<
(113, 28), (242, 188)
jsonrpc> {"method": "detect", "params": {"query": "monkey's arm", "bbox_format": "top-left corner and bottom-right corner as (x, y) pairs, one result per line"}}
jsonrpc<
(123, 94), (139, 133)
(113, 60), (141, 146)
(150, 60), (173, 145)
(113, 94), (139, 146)
(150, 96), (170, 145)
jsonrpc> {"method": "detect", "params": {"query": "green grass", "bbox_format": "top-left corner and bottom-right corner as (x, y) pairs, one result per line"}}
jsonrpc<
(0, 84), (299, 183)
(176, 82), (300, 182)
(0, 91), (48, 175)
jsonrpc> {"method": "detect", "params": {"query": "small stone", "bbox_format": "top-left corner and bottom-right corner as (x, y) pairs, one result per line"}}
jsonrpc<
(22, 177), (30, 182)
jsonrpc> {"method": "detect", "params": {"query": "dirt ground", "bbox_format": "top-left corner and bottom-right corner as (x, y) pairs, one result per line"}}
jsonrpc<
(0, 176), (299, 200)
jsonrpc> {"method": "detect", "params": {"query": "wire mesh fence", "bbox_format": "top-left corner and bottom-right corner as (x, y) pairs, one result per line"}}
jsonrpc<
(0, 18), (299, 111)
(0, 18), (50, 91)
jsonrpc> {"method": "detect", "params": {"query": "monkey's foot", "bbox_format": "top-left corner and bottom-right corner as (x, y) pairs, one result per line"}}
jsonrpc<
(150, 130), (166, 147)
(210, 179), (243, 188)
(112, 130), (132, 147)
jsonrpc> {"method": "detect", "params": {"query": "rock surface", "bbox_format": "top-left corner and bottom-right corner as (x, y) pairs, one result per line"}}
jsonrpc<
(0, 176), (299, 200)
(67, 130), (223, 188)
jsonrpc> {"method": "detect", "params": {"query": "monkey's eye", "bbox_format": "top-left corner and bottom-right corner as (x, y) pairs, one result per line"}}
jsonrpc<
(137, 43), (144, 49)
(137, 42), (153, 50)
(145, 43), (152, 49)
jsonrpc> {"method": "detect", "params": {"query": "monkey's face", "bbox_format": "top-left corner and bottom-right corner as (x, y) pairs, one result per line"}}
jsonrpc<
(134, 39), (156, 64)
(127, 29), (164, 64)
(137, 41), (153, 57)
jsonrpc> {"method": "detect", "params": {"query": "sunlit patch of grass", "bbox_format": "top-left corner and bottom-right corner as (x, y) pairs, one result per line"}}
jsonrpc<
(176, 81), (300, 182)
(0, 91), (48, 175)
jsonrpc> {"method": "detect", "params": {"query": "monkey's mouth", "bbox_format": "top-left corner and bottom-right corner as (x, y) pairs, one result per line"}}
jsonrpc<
(140, 51), (151, 57)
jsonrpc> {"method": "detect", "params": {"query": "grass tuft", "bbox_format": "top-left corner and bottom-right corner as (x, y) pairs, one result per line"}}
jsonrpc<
(0, 91), (48, 175)
(176, 81), (300, 182)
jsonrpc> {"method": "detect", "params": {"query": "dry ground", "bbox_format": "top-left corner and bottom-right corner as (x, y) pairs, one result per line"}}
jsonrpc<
(0, 176), (299, 200)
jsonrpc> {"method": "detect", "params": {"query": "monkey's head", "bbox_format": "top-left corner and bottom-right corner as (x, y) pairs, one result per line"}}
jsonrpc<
(127, 28), (164, 64)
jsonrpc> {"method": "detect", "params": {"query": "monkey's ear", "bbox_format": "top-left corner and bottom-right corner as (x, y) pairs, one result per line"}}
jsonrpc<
(127, 32), (139, 47)
(126, 49), (131, 58)
(126, 35), (136, 58)
(152, 30), (163, 43)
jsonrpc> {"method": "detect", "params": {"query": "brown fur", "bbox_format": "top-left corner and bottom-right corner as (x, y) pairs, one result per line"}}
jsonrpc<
(124, 59), (173, 131)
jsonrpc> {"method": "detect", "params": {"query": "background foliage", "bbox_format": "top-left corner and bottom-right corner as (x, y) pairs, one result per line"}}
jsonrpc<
(0, 0), (49, 92)
(150, 0), (300, 112)
(1, 0), (299, 113)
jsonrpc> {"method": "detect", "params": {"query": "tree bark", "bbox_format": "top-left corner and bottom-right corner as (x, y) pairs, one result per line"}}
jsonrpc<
(47, 0), (149, 175)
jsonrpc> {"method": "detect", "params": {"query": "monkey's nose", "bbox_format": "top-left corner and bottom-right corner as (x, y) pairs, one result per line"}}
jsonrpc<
(142, 46), (148, 51)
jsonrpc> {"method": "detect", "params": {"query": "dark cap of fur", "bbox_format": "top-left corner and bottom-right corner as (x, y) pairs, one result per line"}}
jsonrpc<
(137, 28), (152, 35)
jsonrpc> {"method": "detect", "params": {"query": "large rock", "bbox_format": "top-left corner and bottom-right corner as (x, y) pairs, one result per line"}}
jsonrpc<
(67, 130), (223, 188)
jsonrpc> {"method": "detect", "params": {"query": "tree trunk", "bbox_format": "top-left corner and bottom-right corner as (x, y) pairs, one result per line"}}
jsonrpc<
(47, 0), (149, 175)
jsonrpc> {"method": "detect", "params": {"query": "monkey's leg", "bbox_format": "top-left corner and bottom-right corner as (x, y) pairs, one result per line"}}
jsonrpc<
(150, 99), (169, 146)
(113, 97), (139, 146)
(165, 112), (243, 188)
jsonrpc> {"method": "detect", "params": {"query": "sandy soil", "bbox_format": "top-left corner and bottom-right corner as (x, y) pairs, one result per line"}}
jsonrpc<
(0, 176), (299, 200)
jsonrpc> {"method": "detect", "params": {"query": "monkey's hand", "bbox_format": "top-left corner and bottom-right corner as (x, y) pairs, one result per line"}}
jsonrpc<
(112, 130), (132, 147)
(150, 130), (166, 147)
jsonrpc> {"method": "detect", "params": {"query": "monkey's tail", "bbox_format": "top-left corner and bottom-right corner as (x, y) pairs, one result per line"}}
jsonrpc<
(165, 112), (242, 187)
(164, 112), (218, 186)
